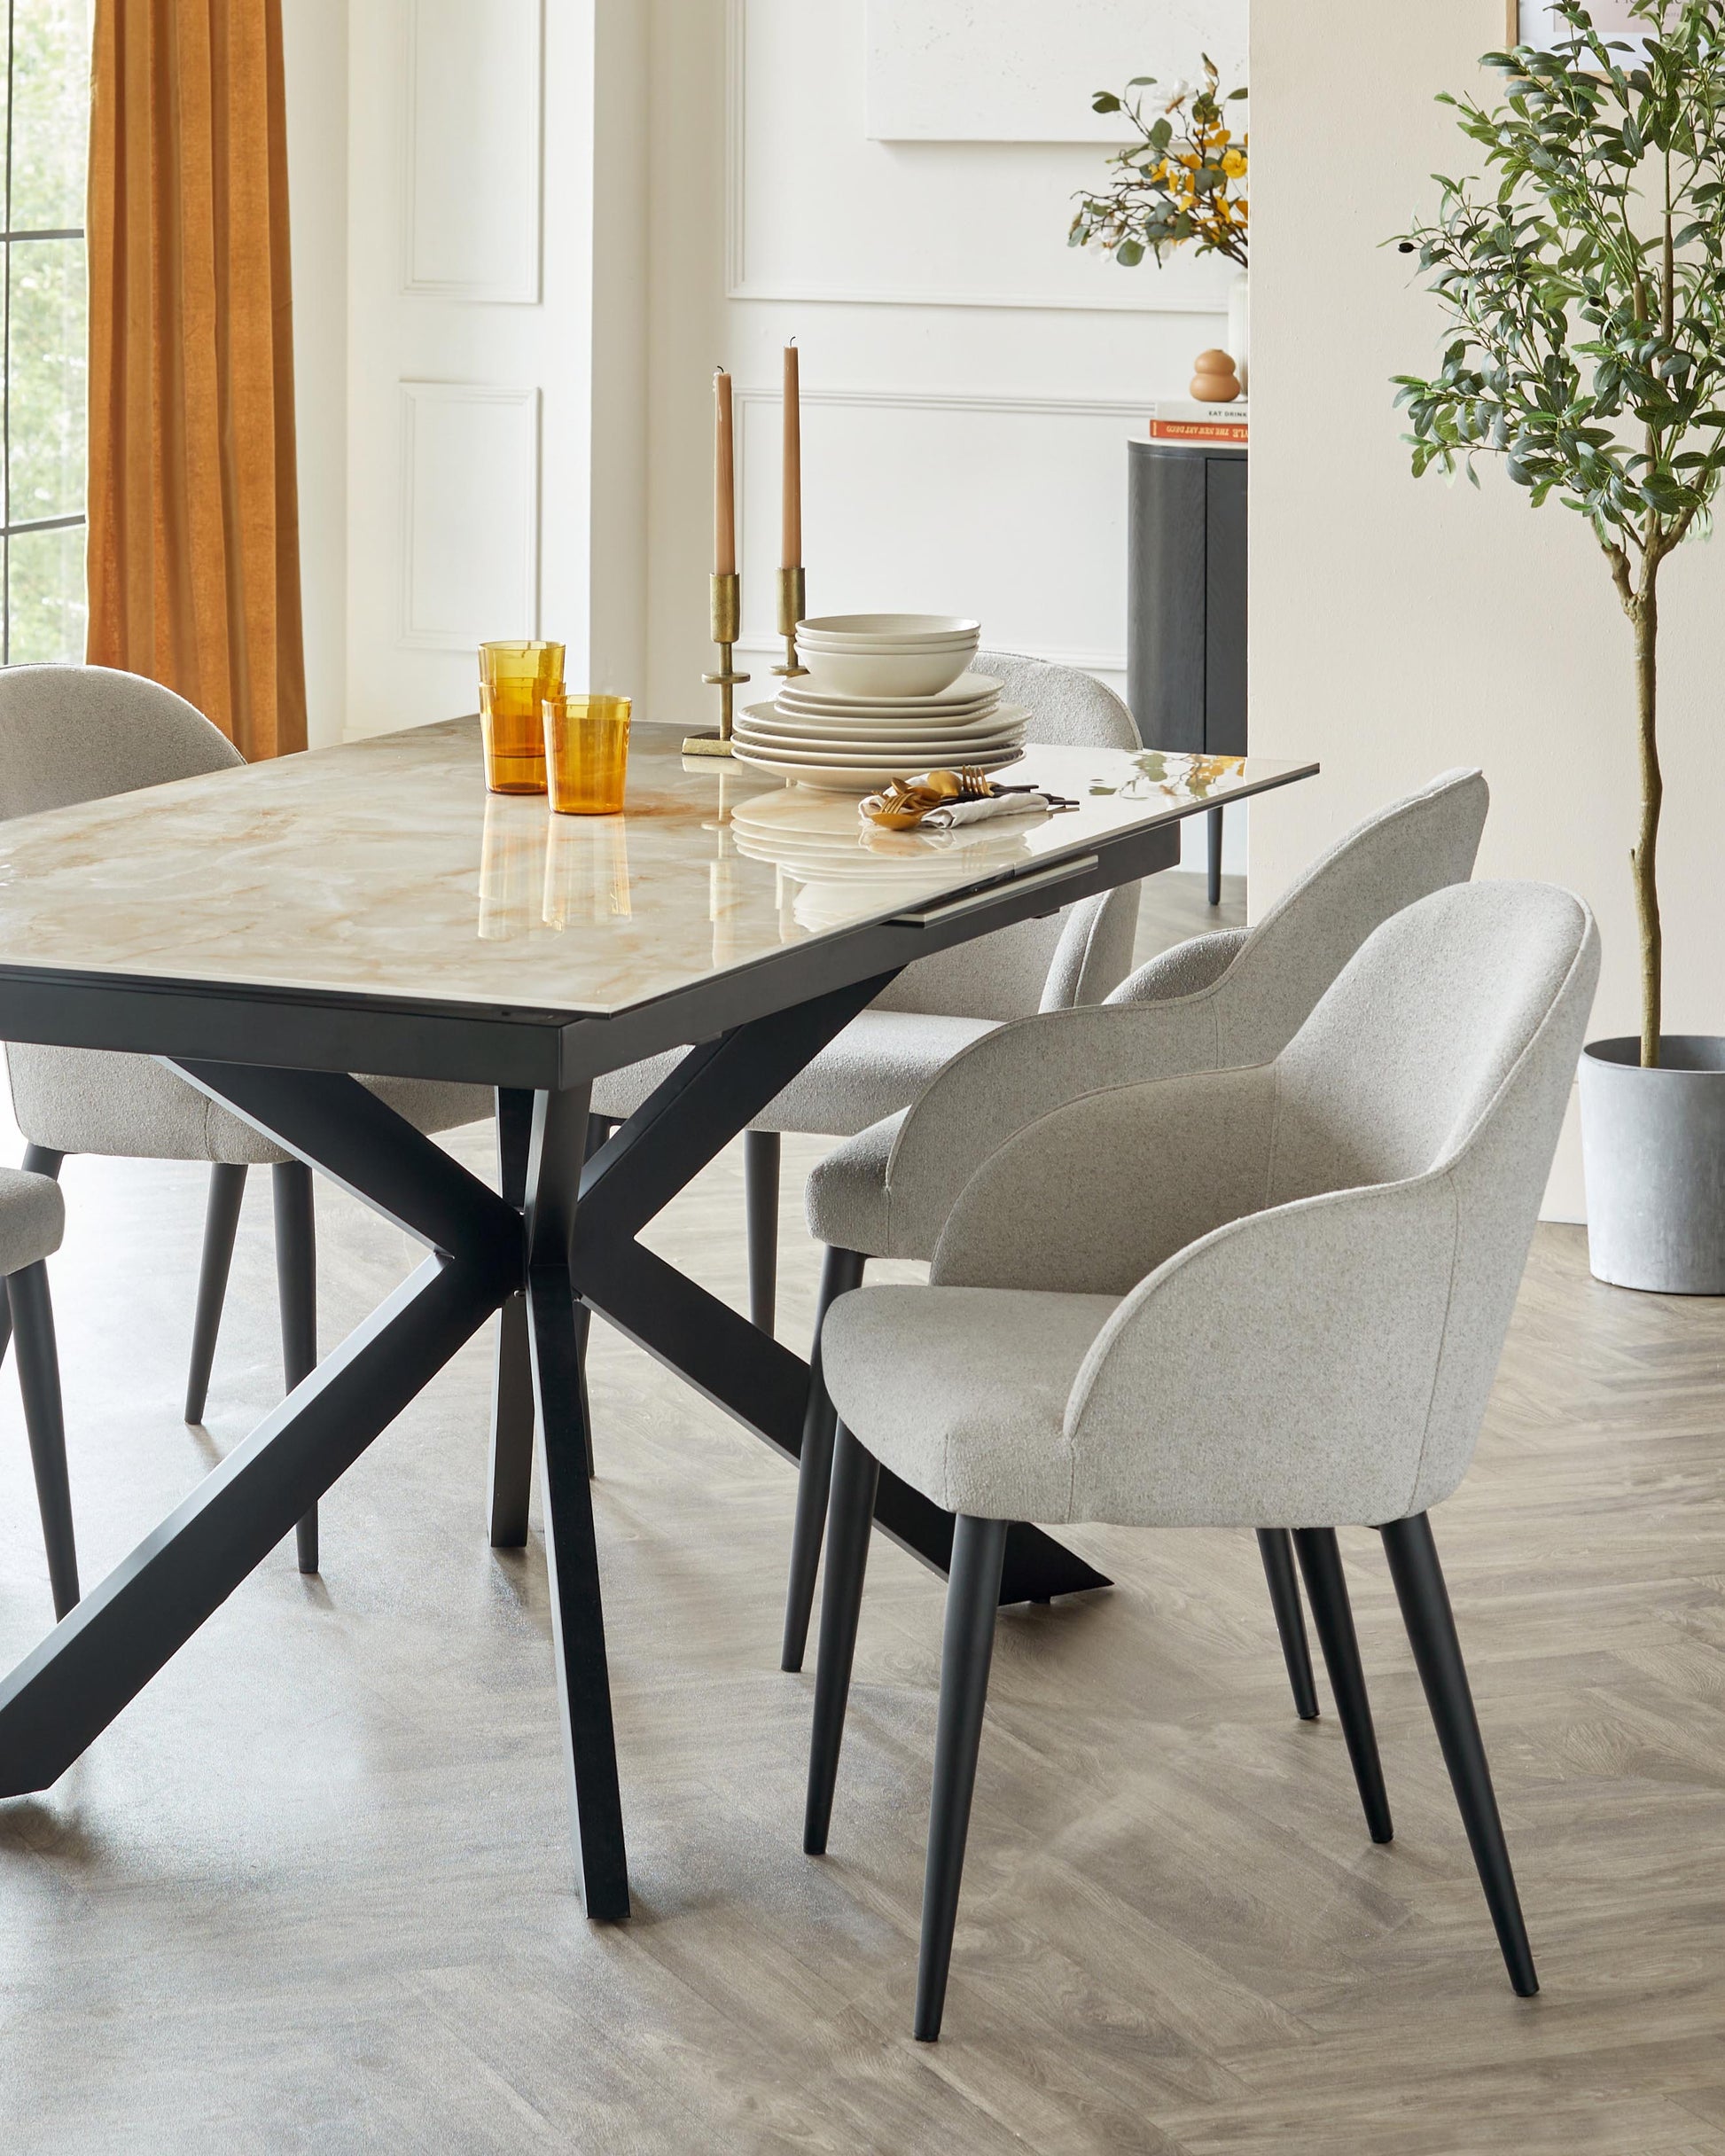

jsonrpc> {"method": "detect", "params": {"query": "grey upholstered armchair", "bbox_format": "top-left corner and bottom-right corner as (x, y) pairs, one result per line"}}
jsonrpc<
(0, 666), (492, 1572)
(784, 768), (1491, 1681)
(587, 652), (1144, 1332)
(805, 879), (1599, 2041)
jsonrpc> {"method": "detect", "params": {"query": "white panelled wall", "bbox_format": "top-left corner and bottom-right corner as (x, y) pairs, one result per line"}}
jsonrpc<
(283, 0), (1248, 842)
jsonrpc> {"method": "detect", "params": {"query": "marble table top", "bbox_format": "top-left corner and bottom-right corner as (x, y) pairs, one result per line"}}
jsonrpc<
(0, 719), (1315, 1019)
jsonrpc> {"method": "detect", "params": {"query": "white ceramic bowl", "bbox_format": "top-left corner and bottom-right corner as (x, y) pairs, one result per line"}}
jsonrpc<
(799, 644), (977, 699)
(797, 629), (980, 651)
(798, 613), (980, 644)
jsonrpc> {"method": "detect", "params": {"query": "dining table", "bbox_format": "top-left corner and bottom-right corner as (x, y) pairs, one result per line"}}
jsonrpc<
(0, 715), (1315, 1917)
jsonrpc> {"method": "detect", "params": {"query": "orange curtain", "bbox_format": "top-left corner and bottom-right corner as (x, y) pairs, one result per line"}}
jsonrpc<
(85, 0), (307, 759)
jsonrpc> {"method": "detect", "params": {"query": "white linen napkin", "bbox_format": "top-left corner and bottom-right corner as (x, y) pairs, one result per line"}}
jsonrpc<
(919, 792), (1058, 828)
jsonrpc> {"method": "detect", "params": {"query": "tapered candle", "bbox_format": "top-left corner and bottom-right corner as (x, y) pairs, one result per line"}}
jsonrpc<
(714, 366), (737, 577)
(781, 340), (801, 569)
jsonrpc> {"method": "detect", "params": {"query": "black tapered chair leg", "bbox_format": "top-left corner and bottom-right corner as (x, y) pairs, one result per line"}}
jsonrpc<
(183, 1163), (247, 1423)
(8, 1260), (78, 1620)
(1380, 1512), (1538, 1997)
(1293, 1527), (1393, 1843)
(0, 1147), (63, 1371)
(744, 1129), (780, 1336)
(781, 1245), (867, 1672)
(1258, 1528), (1321, 1722)
(488, 1089), (541, 1541)
(803, 1423), (880, 1855)
(273, 1160), (320, 1574)
(915, 1512), (1009, 2043)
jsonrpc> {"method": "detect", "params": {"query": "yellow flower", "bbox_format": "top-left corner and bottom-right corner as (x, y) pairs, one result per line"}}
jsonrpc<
(1222, 148), (1247, 178)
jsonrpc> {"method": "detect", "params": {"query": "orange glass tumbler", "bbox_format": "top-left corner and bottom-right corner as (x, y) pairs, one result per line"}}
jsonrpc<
(543, 693), (631, 815)
(478, 641), (565, 793)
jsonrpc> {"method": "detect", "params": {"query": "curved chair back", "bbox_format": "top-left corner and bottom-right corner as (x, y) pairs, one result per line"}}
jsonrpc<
(1114, 768), (1490, 1062)
(0, 665), (241, 822)
(872, 651), (1142, 1021)
(1270, 879), (1598, 1508)
(972, 650), (1140, 751)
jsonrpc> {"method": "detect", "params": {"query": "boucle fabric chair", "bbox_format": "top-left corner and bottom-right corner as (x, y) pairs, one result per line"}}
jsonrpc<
(783, 768), (1490, 1679)
(587, 652), (1144, 1337)
(0, 666), (492, 1573)
(0, 1163), (76, 1619)
(804, 879), (1599, 2040)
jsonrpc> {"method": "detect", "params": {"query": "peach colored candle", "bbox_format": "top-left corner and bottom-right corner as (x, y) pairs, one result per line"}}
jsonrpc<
(781, 340), (801, 569)
(714, 367), (737, 576)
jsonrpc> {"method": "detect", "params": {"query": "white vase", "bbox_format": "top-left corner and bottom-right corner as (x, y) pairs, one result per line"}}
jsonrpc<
(1226, 270), (1251, 397)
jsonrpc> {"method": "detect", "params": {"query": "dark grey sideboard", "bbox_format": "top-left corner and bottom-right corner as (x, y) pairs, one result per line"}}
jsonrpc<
(1126, 437), (1246, 907)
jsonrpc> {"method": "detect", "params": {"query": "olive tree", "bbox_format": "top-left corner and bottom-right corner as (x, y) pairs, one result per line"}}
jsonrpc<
(1394, 0), (1725, 1064)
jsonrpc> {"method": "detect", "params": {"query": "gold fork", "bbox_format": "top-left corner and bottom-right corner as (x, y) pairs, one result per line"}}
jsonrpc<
(924, 766), (995, 801)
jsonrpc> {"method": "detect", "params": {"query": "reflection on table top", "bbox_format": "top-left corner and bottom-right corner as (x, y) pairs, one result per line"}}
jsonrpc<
(0, 718), (1315, 1017)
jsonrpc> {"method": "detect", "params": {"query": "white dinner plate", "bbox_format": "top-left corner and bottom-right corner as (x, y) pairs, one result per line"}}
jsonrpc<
(735, 738), (1027, 771)
(740, 708), (1024, 740)
(744, 699), (1022, 741)
(774, 691), (1000, 723)
(730, 744), (1025, 793)
(735, 716), (1026, 754)
(776, 670), (1001, 715)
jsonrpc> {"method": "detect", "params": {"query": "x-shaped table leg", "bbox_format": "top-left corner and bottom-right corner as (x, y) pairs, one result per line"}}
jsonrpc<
(0, 1063), (631, 1917)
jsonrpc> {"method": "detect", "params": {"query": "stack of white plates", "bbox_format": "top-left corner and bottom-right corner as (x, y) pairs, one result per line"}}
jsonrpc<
(735, 650), (1028, 793)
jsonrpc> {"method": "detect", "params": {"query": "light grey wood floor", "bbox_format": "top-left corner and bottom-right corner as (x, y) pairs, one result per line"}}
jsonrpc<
(5, 865), (1724, 2154)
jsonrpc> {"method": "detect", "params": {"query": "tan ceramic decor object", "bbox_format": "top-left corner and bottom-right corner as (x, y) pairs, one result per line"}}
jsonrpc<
(1189, 348), (1241, 402)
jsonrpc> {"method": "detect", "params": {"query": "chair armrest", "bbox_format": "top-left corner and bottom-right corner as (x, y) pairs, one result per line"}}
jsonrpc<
(1040, 886), (1143, 1011)
(874, 995), (1230, 1261)
(930, 1063), (1278, 1293)
(1110, 926), (1248, 1005)
(1062, 1176), (1462, 1528)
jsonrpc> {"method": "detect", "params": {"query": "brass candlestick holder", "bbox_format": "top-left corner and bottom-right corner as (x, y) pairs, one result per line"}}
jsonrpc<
(685, 571), (750, 757)
(773, 565), (808, 679)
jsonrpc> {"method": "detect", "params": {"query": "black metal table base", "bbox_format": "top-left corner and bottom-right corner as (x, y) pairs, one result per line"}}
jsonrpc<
(0, 980), (1108, 1910)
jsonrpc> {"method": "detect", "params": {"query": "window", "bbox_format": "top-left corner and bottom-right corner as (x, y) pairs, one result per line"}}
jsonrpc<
(2, 0), (90, 667)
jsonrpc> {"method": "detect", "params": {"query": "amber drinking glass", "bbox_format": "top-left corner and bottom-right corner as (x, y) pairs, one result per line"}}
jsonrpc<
(543, 693), (631, 815)
(478, 640), (565, 793)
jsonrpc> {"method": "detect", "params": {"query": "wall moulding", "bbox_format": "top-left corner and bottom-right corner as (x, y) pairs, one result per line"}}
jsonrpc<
(731, 385), (1141, 669)
(398, 382), (542, 651)
(402, 0), (544, 302)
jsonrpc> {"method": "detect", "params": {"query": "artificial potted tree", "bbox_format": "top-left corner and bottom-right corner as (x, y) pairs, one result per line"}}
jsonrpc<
(1394, 0), (1725, 1293)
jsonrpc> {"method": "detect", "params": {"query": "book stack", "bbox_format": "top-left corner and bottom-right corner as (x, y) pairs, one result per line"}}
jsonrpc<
(1150, 400), (1248, 446)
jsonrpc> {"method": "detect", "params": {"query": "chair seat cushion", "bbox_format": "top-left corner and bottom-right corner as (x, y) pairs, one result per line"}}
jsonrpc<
(5, 1045), (489, 1163)
(0, 1165), (66, 1274)
(821, 1283), (1120, 1521)
(590, 1012), (1001, 1138)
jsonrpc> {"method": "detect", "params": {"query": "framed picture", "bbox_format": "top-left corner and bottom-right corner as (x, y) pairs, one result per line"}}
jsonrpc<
(864, 0), (1246, 144)
(1509, 2), (1651, 51)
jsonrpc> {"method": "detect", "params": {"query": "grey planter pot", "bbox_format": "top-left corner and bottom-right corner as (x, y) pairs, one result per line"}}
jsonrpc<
(1580, 1036), (1725, 1293)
